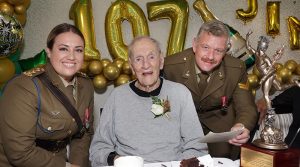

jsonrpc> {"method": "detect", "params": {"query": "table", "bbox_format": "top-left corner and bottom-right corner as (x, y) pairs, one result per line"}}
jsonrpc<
(103, 157), (240, 167)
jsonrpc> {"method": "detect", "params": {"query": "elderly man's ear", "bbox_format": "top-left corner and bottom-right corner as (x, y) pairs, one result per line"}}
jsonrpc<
(159, 53), (164, 70)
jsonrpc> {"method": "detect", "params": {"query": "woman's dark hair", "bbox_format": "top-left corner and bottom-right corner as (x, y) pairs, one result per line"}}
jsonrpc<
(46, 23), (85, 49)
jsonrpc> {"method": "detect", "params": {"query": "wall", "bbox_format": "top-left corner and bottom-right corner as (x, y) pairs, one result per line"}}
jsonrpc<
(22, 0), (300, 125)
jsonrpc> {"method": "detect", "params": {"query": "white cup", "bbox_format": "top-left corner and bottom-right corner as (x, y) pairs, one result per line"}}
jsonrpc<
(114, 156), (144, 167)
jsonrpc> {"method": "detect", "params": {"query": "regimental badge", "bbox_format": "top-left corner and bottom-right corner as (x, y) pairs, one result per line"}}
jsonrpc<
(77, 71), (88, 78)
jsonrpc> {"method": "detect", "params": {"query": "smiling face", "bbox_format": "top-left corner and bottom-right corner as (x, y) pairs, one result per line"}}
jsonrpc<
(129, 37), (164, 92)
(46, 31), (84, 82)
(192, 31), (227, 72)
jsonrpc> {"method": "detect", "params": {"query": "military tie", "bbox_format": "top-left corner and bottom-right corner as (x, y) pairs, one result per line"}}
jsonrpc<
(66, 85), (75, 106)
(198, 72), (209, 91)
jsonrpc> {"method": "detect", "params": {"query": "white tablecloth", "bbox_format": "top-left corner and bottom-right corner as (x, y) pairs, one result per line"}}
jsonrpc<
(103, 157), (240, 167)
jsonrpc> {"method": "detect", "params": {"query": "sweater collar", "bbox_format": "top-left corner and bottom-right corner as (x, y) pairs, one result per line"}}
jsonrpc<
(129, 77), (163, 97)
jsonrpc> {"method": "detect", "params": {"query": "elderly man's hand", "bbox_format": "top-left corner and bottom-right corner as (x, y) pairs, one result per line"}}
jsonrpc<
(256, 98), (268, 124)
(228, 123), (250, 146)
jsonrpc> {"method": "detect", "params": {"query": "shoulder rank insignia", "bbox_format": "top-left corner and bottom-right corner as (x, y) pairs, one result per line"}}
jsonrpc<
(238, 81), (249, 90)
(77, 71), (88, 78)
(23, 67), (45, 77)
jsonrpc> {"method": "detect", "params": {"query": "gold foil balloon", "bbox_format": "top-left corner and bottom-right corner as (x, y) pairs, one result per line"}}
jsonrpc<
(103, 63), (120, 81)
(236, 0), (257, 24)
(274, 62), (283, 71)
(88, 60), (103, 75)
(0, 58), (15, 83)
(284, 60), (297, 73)
(115, 74), (131, 87)
(14, 4), (26, 14)
(247, 74), (259, 89)
(93, 74), (107, 90)
(276, 67), (292, 84)
(0, 2), (14, 15)
(6, 0), (25, 5)
(295, 64), (300, 75)
(147, 0), (188, 55)
(101, 58), (112, 68)
(80, 60), (89, 73)
(252, 65), (262, 79)
(113, 58), (125, 69)
(122, 61), (132, 75)
(105, 0), (149, 60)
(0, 12), (23, 58)
(266, 1), (280, 38)
(13, 0), (31, 26)
(70, 0), (100, 60)
(287, 16), (300, 50)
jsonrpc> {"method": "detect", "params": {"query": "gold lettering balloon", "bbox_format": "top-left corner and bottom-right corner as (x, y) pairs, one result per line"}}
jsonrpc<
(70, 0), (100, 60)
(266, 1), (280, 38)
(147, 0), (188, 56)
(287, 16), (300, 50)
(105, 0), (149, 60)
(236, 0), (257, 24)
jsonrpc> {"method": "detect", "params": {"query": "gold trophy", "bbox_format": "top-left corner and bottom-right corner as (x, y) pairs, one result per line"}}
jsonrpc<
(240, 32), (300, 167)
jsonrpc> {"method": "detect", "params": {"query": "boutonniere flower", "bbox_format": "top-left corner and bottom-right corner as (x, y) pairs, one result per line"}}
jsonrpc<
(151, 96), (170, 119)
(220, 96), (228, 112)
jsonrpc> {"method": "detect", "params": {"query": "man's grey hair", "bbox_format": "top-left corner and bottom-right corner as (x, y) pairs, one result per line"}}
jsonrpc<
(196, 20), (231, 49)
(128, 36), (162, 59)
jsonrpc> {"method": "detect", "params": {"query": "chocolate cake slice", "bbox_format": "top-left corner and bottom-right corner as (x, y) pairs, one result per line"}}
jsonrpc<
(179, 157), (204, 167)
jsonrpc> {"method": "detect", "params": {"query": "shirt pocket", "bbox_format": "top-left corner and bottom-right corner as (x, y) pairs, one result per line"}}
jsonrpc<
(37, 115), (67, 137)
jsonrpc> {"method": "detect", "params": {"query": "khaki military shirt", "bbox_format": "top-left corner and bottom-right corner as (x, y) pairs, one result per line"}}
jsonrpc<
(0, 63), (94, 167)
(164, 48), (258, 160)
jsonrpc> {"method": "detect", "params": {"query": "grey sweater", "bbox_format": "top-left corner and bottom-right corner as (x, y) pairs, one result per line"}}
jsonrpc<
(89, 79), (207, 166)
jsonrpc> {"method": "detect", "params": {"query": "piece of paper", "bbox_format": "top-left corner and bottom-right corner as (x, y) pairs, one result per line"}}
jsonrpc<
(199, 129), (244, 143)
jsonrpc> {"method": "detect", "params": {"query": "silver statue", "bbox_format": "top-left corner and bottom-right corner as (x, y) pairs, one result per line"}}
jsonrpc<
(245, 31), (300, 149)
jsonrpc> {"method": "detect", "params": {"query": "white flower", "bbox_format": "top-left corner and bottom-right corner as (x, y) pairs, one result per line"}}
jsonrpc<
(151, 104), (164, 116)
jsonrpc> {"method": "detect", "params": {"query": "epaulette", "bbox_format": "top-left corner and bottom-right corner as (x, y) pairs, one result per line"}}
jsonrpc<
(23, 66), (45, 77)
(76, 71), (89, 78)
(164, 48), (193, 66)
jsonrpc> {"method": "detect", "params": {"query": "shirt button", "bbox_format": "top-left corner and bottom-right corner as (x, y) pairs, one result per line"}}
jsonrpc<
(68, 130), (72, 134)
(47, 127), (52, 131)
(72, 118), (75, 122)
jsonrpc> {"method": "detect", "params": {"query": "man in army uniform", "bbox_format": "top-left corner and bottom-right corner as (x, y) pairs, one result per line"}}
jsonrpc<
(0, 23), (94, 167)
(163, 20), (258, 160)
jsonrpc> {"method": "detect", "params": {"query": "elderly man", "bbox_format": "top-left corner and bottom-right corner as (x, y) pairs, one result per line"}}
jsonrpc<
(89, 36), (207, 166)
(164, 20), (258, 160)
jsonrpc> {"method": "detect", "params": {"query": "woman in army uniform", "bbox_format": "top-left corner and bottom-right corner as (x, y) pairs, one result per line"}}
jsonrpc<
(0, 23), (94, 167)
